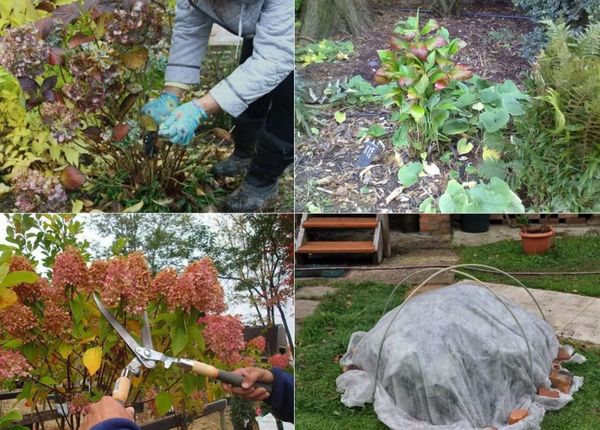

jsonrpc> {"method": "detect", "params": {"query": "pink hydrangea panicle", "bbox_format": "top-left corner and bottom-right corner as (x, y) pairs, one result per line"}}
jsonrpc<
(268, 353), (290, 369)
(171, 258), (225, 314)
(0, 349), (32, 381)
(0, 303), (37, 341)
(88, 259), (109, 292)
(53, 247), (89, 291)
(9, 255), (41, 304)
(198, 315), (245, 365)
(43, 302), (72, 339)
(102, 253), (151, 314)
(247, 336), (266, 353)
(39, 278), (67, 306)
(151, 268), (178, 302)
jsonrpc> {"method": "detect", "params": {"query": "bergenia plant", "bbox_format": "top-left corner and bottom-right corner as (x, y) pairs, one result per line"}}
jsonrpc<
(375, 14), (473, 151)
(0, 247), (268, 429)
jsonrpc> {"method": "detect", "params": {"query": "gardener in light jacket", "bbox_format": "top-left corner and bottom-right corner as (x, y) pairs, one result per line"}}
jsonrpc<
(79, 367), (294, 430)
(141, 0), (294, 212)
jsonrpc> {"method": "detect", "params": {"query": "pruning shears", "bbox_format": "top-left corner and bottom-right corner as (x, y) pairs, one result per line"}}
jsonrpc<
(93, 294), (272, 405)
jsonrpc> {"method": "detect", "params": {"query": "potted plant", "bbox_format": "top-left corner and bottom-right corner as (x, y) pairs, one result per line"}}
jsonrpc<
(518, 215), (555, 255)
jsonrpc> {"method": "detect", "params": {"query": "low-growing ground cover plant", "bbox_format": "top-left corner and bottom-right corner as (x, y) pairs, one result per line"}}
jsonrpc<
(0, 0), (236, 213)
(0, 244), (269, 429)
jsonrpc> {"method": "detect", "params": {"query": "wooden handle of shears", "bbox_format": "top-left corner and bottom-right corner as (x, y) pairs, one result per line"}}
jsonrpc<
(189, 360), (272, 393)
(112, 376), (132, 405)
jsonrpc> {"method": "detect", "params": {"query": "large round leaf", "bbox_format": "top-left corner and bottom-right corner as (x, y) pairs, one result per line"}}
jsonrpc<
(479, 108), (510, 133)
(397, 162), (423, 187)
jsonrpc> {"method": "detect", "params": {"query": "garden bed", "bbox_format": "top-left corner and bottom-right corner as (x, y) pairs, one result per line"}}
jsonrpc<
(295, 0), (537, 213)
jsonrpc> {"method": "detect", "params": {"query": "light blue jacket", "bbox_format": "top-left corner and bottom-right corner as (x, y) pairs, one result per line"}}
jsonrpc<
(165, 0), (294, 117)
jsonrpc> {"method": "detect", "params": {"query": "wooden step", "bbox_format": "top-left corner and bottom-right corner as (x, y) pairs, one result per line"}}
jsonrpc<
(297, 241), (376, 254)
(303, 217), (378, 229)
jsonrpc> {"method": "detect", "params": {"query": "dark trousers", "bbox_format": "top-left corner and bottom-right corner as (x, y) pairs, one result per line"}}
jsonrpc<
(233, 38), (294, 186)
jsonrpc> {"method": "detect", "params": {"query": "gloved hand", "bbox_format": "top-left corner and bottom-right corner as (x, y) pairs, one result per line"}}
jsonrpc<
(141, 91), (180, 125)
(158, 100), (209, 145)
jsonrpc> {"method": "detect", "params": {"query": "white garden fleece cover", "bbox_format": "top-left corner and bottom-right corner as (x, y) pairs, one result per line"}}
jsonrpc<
(337, 282), (585, 430)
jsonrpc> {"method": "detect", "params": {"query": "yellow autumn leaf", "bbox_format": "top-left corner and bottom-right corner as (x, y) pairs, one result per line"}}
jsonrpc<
(0, 288), (17, 309)
(83, 347), (102, 376)
(482, 147), (501, 161)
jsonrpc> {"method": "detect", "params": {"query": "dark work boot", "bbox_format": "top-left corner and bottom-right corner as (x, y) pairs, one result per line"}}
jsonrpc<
(211, 114), (266, 178)
(224, 130), (293, 212)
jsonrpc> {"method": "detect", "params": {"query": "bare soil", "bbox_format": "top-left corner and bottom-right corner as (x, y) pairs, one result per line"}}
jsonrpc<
(295, 0), (535, 213)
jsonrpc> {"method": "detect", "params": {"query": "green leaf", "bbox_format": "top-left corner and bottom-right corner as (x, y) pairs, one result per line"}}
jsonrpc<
(0, 271), (38, 288)
(171, 327), (188, 356)
(397, 162), (423, 187)
(392, 125), (410, 147)
(334, 111), (346, 123)
(457, 138), (474, 155)
(39, 376), (57, 386)
(365, 124), (387, 137)
(479, 108), (510, 133)
(409, 104), (425, 122)
(155, 392), (173, 416)
(442, 119), (470, 135)
(413, 74), (430, 97)
(419, 196), (436, 213)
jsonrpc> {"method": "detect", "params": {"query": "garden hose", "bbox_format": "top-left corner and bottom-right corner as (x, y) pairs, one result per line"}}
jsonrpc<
(371, 264), (540, 403)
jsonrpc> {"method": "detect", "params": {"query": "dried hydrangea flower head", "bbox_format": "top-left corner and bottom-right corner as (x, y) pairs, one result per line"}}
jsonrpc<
(40, 102), (79, 143)
(0, 302), (38, 341)
(101, 252), (152, 314)
(13, 169), (68, 213)
(247, 335), (267, 353)
(0, 349), (32, 381)
(268, 353), (290, 369)
(105, 1), (165, 45)
(53, 247), (89, 290)
(169, 258), (225, 314)
(0, 25), (49, 78)
(198, 314), (246, 365)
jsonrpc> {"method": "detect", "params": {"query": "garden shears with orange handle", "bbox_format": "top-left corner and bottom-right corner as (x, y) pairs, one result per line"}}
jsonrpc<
(93, 294), (272, 405)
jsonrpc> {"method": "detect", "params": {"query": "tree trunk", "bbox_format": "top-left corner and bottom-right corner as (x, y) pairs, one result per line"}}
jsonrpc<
(432, 0), (463, 17)
(299, 0), (375, 40)
(275, 303), (295, 356)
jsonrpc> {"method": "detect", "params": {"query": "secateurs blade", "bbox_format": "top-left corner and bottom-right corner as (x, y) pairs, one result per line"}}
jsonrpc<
(93, 294), (272, 405)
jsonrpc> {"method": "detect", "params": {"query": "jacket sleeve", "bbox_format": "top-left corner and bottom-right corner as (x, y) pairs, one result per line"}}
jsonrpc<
(264, 368), (294, 423)
(165, 0), (213, 85)
(90, 418), (139, 430)
(209, 0), (294, 117)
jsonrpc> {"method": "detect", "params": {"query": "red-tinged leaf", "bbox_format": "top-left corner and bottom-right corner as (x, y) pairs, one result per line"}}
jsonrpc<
(112, 123), (129, 141)
(431, 36), (448, 49)
(61, 166), (86, 190)
(389, 36), (402, 51)
(53, 3), (81, 24)
(374, 68), (390, 84)
(83, 126), (102, 142)
(35, 17), (55, 40)
(41, 76), (57, 92)
(68, 32), (95, 49)
(52, 90), (65, 104)
(410, 46), (429, 61)
(18, 77), (39, 95)
(400, 31), (417, 42)
(48, 47), (65, 65)
(451, 64), (473, 81)
(434, 78), (449, 91)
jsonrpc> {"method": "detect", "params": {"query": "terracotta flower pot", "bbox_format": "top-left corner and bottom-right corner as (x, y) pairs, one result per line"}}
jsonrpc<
(519, 227), (555, 255)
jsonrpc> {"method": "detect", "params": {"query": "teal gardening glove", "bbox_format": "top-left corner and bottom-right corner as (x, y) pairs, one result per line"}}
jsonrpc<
(141, 91), (181, 125)
(158, 100), (209, 146)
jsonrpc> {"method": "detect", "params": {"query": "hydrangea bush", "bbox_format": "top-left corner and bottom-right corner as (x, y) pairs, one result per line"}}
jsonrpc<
(0, 247), (266, 429)
(0, 0), (223, 212)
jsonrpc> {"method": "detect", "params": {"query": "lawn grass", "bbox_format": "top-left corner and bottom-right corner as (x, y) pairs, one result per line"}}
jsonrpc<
(457, 234), (600, 297)
(296, 279), (600, 430)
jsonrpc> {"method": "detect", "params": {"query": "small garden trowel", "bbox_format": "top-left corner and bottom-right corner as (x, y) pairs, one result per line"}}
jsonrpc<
(93, 294), (272, 405)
